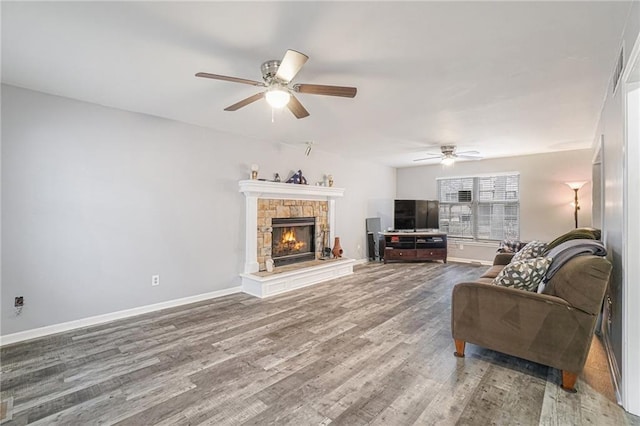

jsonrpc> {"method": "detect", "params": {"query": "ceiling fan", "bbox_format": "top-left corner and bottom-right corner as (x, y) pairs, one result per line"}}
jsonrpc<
(195, 50), (357, 119)
(413, 145), (483, 165)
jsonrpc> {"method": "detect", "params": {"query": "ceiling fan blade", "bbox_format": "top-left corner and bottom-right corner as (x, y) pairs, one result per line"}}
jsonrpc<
(457, 154), (483, 160)
(286, 94), (310, 119)
(224, 92), (265, 111)
(413, 155), (441, 162)
(195, 72), (265, 87)
(294, 84), (357, 98)
(275, 50), (309, 83)
(456, 150), (481, 156)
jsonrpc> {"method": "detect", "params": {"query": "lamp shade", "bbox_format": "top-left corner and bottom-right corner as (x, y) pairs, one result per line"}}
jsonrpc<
(565, 181), (588, 190)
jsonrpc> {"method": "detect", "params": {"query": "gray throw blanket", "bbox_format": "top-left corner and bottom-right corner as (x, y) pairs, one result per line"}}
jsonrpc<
(538, 239), (607, 293)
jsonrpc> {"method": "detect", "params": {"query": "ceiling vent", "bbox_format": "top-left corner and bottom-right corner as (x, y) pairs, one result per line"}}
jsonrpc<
(613, 46), (624, 94)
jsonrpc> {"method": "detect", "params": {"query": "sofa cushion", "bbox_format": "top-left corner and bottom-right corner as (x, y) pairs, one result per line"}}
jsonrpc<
(481, 265), (505, 279)
(543, 255), (612, 315)
(493, 256), (552, 292)
(511, 241), (548, 263)
(493, 253), (515, 266)
(537, 240), (608, 292)
(543, 228), (601, 254)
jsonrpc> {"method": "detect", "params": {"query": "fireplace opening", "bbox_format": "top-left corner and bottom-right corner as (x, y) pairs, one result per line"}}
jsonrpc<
(272, 217), (316, 267)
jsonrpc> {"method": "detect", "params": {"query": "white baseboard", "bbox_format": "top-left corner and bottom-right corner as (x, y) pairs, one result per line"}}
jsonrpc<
(353, 258), (369, 266)
(447, 256), (493, 266)
(601, 322), (623, 406)
(448, 240), (498, 248)
(0, 286), (242, 347)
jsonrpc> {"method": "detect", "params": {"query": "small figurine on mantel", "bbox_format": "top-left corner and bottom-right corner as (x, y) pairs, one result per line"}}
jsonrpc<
(286, 170), (308, 185)
(274, 173), (281, 182)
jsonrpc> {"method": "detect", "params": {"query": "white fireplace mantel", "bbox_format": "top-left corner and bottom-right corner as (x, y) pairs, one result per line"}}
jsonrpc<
(238, 180), (353, 298)
(239, 180), (345, 200)
(239, 180), (345, 274)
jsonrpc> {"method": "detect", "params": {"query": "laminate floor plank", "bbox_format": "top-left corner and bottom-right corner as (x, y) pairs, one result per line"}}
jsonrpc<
(2, 262), (637, 425)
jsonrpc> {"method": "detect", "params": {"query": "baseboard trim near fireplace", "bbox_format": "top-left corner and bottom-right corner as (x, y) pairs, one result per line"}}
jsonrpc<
(241, 258), (356, 298)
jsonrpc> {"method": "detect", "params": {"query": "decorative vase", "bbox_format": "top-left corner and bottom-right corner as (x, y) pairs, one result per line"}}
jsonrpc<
(332, 237), (343, 258)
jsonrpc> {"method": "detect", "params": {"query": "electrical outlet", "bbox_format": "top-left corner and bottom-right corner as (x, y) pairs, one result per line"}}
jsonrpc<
(151, 275), (160, 286)
(15, 296), (24, 307)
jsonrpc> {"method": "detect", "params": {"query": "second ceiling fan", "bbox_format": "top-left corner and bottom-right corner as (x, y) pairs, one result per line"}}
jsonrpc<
(414, 145), (483, 165)
(196, 50), (357, 119)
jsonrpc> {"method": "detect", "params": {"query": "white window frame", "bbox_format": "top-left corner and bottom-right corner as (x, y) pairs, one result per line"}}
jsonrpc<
(437, 173), (520, 241)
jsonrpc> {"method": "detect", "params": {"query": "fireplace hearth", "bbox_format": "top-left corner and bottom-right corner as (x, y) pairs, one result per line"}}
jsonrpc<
(272, 217), (316, 266)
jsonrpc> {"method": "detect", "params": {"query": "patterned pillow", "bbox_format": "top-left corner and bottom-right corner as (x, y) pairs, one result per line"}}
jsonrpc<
(511, 240), (548, 262)
(497, 240), (528, 253)
(493, 257), (553, 292)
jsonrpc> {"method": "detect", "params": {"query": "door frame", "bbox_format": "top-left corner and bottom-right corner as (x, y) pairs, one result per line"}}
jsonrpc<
(622, 31), (640, 415)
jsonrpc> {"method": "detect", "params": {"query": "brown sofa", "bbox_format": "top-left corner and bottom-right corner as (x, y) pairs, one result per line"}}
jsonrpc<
(451, 252), (612, 392)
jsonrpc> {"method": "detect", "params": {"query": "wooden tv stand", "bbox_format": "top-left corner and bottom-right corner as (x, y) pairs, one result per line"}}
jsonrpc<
(381, 232), (447, 264)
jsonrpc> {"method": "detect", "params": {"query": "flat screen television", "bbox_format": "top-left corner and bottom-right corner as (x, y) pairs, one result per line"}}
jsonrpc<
(394, 199), (439, 231)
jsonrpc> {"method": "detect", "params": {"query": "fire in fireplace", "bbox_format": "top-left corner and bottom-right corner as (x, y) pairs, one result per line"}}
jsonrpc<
(271, 217), (316, 266)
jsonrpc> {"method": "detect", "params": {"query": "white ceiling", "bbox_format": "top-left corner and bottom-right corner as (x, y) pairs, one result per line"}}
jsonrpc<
(1, 1), (632, 167)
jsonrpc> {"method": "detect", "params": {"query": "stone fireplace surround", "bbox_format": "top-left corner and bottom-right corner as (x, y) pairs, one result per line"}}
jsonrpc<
(257, 199), (326, 271)
(239, 180), (355, 298)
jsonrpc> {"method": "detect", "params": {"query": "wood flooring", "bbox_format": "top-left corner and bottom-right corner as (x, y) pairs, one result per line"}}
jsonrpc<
(1, 262), (638, 425)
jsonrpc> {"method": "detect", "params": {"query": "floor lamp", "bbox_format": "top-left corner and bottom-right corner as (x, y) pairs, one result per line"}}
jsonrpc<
(565, 181), (588, 228)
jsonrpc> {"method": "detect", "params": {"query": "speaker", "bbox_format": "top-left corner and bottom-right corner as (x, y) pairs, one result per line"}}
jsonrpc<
(366, 217), (382, 261)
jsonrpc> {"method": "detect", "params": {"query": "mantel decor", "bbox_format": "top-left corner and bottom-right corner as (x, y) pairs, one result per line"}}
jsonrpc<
(286, 169), (307, 184)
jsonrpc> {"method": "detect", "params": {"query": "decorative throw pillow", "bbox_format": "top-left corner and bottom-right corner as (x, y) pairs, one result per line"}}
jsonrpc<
(497, 240), (528, 254)
(493, 257), (553, 292)
(511, 240), (548, 262)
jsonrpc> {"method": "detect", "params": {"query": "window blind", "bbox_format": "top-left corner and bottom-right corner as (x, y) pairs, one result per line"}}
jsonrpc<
(438, 174), (520, 240)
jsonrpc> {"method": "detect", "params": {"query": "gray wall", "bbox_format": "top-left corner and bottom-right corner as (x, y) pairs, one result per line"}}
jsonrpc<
(592, 0), (640, 410)
(1, 85), (395, 336)
(396, 150), (593, 262)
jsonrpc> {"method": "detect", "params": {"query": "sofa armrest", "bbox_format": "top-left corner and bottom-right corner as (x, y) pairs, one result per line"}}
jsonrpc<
(493, 253), (514, 265)
(451, 281), (597, 374)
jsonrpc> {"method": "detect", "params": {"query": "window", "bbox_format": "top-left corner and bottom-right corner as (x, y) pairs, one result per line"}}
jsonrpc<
(438, 173), (519, 240)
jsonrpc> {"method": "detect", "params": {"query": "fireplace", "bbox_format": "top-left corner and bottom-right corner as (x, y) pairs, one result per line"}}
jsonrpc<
(272, 217), (316, 266)
(239, 180), (353, 298)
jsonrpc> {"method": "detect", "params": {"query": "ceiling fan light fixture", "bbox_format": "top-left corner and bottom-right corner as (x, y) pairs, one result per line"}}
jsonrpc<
(441, 156), (455, 166)
(265, 88), (291, 108)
